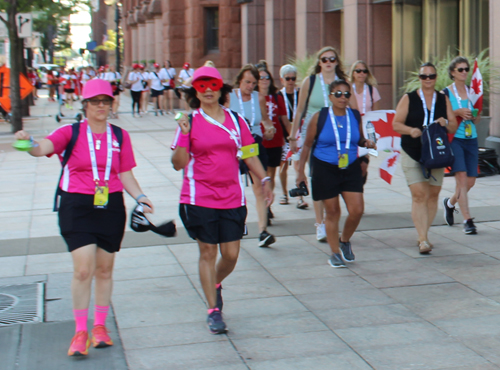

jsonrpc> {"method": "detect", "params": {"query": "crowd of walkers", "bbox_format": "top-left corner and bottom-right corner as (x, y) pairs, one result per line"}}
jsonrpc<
(13, 47), (484, 354)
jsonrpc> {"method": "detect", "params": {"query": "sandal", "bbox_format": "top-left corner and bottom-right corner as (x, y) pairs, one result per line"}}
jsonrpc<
(297, 199), (309, 209)
(418, 241), (433, 254)
(279, 195), (289, 205)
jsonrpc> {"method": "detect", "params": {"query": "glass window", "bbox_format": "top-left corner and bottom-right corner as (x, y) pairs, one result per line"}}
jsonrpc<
(206, 7), (219, 52)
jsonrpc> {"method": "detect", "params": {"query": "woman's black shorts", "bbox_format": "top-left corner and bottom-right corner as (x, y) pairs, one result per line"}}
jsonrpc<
(58, 191), (126, 253)
(240, 134), (268, 174)
(163, 86), (173, 91)
(311, 156), (363, 201)
(266, 146), (282, 168)
(150, 89), (163, 98)
(180, 204), (247, 245)
(64, 88), (75, 94)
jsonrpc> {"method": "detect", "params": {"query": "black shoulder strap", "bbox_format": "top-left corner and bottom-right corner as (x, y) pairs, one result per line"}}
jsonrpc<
(111, 124), (123, 146)
(303, 74), (316, 117)
(153, 72), (159, 79)
(442, 87), (451, 98)
(53, 122), (81, 211)
(352, 109), (362, 125)
(315, 107), (329, 142)
(368, 84), (374, 105)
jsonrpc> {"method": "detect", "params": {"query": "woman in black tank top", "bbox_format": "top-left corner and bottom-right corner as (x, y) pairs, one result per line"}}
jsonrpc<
(393, 63), (457, 254)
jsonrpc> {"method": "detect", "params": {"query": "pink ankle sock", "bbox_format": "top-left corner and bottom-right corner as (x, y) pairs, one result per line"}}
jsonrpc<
(94, 305), (110, 327)
(207, 308), (220, 314)
(74, 309), (88, 333)
(215, 283), (221, 289)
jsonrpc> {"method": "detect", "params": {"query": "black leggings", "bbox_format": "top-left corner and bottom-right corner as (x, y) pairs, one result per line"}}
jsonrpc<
(131, 90), (141, 113)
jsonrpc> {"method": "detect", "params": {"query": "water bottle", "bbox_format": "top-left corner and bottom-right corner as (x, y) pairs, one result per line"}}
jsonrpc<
(366, 121), (376, 144)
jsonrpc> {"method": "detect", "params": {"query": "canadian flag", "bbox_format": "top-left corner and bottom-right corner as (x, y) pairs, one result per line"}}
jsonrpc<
(379, 151), (400, 184)
(470, 59), (483, 112)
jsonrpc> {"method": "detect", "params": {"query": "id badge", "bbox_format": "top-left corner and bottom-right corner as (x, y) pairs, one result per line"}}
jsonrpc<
(338, 153), (349, 169)
(94, 185), (109, 209)
(465, 123), (472, 138)
(240, 143), (259, 160)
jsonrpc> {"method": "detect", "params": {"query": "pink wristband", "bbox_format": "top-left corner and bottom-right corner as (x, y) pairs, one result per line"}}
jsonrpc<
(177, 133), (190, 148)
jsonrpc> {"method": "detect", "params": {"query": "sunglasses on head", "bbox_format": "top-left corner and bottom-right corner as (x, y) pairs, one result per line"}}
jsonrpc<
(260, 75), (270, 80)
(88, 98), (113, 106)
(456, 67), (470, 73)
(285, 77), (297, 81)
(330, 91), (352, 99)
(320, 56), (337, 63)
(419, 74), (437, 80)
(355, 69), (369, 74)
(192, 78), (223, 93)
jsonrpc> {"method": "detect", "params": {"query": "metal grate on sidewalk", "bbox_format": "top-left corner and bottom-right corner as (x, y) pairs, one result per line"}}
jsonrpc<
(0, 283), (44, 326)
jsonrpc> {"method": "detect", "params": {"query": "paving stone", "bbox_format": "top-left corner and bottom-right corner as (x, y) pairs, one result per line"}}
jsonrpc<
(248, 352), (372, 370)
(382, 282), (482, 304)
(296, 288), (396, 311)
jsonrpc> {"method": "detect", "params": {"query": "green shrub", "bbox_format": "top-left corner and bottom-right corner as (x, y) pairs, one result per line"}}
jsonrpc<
(287, 53), (317, 83)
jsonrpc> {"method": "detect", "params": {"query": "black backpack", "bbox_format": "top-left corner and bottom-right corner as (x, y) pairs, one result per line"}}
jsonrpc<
(53, 122), (123, 211)
(420, 121), (454, 179)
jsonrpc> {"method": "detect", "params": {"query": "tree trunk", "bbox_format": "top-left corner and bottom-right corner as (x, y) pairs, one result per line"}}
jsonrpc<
(7, 0), (23, 133)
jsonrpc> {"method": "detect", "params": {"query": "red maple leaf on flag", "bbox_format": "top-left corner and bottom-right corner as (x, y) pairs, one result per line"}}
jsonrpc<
(471, 77), (482, 95)
(387, 155), (398, 168)
(371, 113), (399, 139)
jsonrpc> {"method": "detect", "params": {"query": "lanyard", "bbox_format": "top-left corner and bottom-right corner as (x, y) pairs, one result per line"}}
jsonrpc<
(281, 88), (297, 120)
(319, 73), (330, 107)
(87, 123), (113, 182)
(418, 89), (436, 127)
(266, 95), (273, 121)
(353, 83), (367, 114)
(199, 107), (241, 150)
(328, 107), (351, 157)
(452, 83), (473, 110)
(237, 89), (256, 126)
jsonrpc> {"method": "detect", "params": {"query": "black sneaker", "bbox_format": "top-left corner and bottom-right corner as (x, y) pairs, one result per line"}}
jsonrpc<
(463, 219), (477, 234)
(259, 230), (276, 247)
(207, 309), (226, 334)
(328, 253), (346, 268)
(216, 285), (223, 311)
(443, 197), (457, 226)
(339, 239), (355, 262)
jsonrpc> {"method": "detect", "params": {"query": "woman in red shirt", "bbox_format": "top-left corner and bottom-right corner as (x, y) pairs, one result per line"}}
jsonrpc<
(257, 63), (291, 221)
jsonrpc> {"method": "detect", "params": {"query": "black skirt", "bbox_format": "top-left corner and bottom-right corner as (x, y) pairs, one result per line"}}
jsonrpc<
(58, 191), (126, 253)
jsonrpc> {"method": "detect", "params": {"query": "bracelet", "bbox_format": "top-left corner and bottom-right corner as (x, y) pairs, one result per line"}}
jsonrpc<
(29, 135), (39, 148)
(136, 194), (147, 202)
(261, 177), (271, 185)
(288, 137), (298, 142)
(177, 133), (190, 148)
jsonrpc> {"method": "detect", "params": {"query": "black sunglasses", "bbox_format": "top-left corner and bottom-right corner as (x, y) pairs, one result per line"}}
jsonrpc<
(285, 77), (297, 81)
(419, 74), (437, 80)
(320, 56), (337, 63)
(330, 91), (352, 99)
(88, 99), (113, 106)
(456, 67), (470, 73)
(354, 69), (369, 74)
(260, 75), (270, 80)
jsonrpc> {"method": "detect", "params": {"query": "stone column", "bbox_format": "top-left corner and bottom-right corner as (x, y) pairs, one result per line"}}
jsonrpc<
(131, 27), (138, 62)
(146, 20), (155, 62)
(154, 17), (163, 64)
(295, 0), (322, 59)
(486, 0), (500, 157)
(241, 0), (265, 65)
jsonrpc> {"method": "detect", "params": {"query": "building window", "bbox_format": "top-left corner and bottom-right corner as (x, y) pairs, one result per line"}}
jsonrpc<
(206, 7), (219, 52)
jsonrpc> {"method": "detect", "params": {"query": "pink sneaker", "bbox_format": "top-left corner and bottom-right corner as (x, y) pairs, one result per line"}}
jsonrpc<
(68, 331), (90, 356)
(91, 325), (114, 348)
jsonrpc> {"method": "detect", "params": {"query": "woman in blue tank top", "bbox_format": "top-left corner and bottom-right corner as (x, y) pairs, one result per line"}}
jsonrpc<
(296, 80), (376, 268)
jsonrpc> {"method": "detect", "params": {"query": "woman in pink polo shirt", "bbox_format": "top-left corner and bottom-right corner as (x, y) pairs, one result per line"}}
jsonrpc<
(171, 66), (273, 335)
(15, 79), (153, 357)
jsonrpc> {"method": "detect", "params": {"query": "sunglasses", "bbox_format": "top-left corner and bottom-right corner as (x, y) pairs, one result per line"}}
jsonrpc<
(419, 74), (437, 80)
(354, 69), (369, 74)
(192, 78), (223, 93)
(320, 56), (337, 63)
(284, 77), (297, 81)
(260, 75), (270, 80)
(330, 91), (352, 99)
(88, 99), (112, 106)
(456, 67), (470, 73)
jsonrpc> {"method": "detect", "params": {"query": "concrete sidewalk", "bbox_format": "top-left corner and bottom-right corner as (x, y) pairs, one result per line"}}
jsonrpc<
(2, 90), (500, 369)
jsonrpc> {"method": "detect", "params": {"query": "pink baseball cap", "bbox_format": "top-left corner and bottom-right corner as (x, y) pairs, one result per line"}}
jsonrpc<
(82, 79), (114, 100)
(192, 66), (223, 83)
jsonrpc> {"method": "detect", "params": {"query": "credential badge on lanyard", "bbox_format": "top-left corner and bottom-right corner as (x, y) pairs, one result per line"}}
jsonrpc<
(281, 88), (297, 120)
(452, 83), (473, 137)
(87, 124), (113, 209)
(328, 107), (351, 169)
(353, 83), (368, 115)
(199, 107), (243, 159)
(237, 89), (255, 127)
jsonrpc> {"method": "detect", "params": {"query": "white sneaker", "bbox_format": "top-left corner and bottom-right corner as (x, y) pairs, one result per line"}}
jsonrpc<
(315, 223), (327, 242)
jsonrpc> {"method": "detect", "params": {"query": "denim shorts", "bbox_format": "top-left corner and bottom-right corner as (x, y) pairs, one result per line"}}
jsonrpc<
(450, 138), (478, 177)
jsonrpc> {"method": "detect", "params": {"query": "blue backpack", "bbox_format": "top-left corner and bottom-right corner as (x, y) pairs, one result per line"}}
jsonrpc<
(420, 121), (454, 179)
